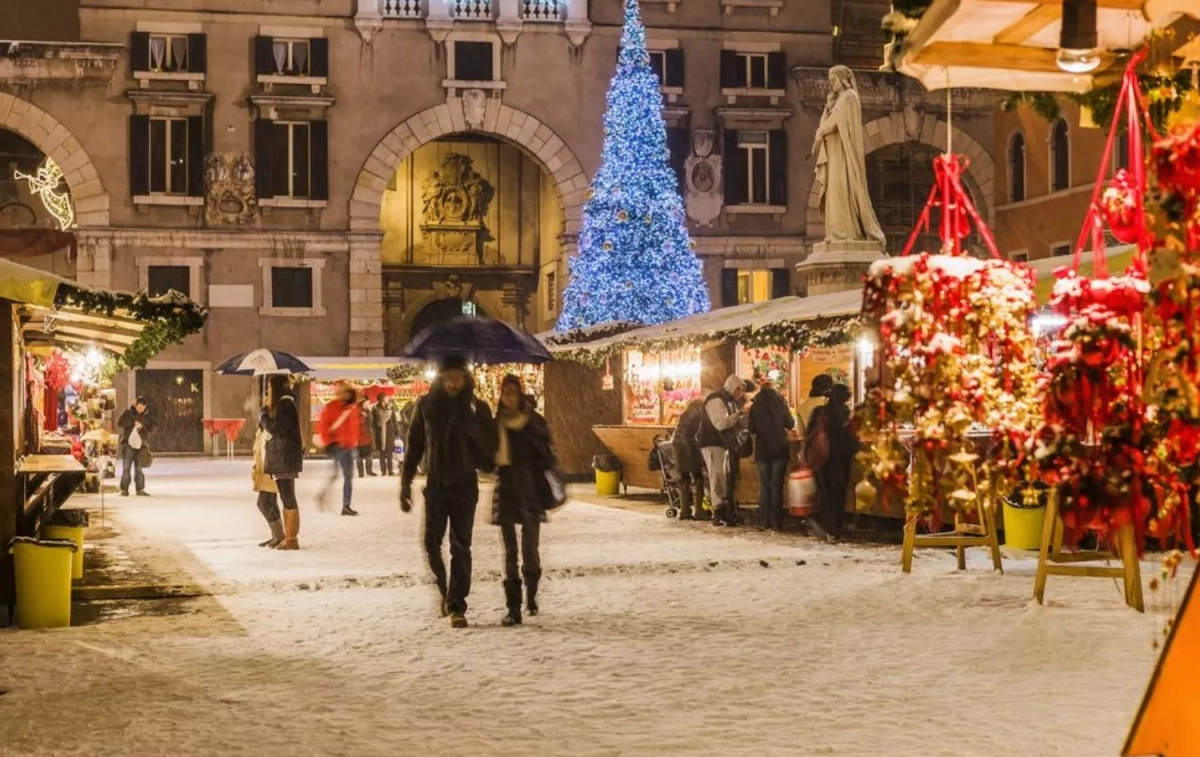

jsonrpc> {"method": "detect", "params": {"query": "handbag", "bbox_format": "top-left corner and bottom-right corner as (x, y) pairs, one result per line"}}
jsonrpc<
(803, 414), (830, 472)
(545, 468), (568, 509)
(139, 445), (154, 469)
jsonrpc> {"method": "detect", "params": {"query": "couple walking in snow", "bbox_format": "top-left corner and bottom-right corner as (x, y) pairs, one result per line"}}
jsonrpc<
(400, 356), (560, 628)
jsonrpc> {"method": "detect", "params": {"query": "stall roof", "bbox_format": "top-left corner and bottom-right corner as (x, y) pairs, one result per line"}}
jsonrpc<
(890, 0), (1197, 93)
(0, 258), (205, 357)
(299, 356), (414, 382)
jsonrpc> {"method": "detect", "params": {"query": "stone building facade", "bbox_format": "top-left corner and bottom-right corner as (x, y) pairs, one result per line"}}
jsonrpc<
(2, 0), (996, 451)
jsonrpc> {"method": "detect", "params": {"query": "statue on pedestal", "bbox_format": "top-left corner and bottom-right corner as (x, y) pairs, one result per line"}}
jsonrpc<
(811, 66), (886, 248)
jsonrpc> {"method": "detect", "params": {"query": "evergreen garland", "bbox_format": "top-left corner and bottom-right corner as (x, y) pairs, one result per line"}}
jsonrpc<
(51, 285), (208, 370)
(1003, 70), (1195, 134)
(551, 317), (860, 367)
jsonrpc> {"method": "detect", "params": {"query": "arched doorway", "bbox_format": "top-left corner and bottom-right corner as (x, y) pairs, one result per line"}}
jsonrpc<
(379, 131), (563, 352)
(410, 296), (490, 337)
(866, 141), (986, 255)
(0, 128), (76, 275)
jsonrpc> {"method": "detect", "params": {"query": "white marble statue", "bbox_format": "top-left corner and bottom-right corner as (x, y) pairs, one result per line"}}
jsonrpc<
(810, 65), (886, 248)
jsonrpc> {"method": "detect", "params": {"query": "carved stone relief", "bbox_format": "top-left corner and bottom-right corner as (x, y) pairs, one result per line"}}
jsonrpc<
(204, 153), (257, 226)
(462, 89), (487, 130)
(684, 130), (722, 228)
(420, 153), (495, 265)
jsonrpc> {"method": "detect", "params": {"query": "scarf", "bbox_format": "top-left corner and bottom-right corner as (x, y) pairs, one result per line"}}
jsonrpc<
(495, 408), (531, 468)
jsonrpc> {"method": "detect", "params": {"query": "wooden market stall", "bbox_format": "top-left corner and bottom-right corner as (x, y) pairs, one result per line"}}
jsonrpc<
(545, 293), (864, 504)
(0, 257), (206, 626)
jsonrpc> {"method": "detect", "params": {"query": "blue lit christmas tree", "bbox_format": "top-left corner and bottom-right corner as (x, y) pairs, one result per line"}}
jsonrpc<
(555, 0), (710, 331)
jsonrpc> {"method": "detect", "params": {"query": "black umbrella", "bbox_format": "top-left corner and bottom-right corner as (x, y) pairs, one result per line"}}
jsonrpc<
(399, 317), (552, 365)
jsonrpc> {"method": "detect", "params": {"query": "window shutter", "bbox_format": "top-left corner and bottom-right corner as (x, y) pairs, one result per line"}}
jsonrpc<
(309, 37), (329, 78)
(254, 36), (275, 76)
(771, 268), (791, 299)
(186, 115), (205, 198)
(254, 119), (274, 199)
(768, 129), (788, 207)
(187, 34), (207, 74)
(719, 50), (743, 89)
(723, 129), (747, 206)
(766, 52), (787, 90)
(666, 127), (689, 193)
(721, 270), (739, 308)
(310, 120), (329, 201)
(130, 32), (150, 72)
(129, 115), (150, 197)
(664, 48), (684, 88)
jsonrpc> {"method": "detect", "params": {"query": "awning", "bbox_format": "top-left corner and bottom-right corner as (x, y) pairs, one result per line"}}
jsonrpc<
(0, 258), (206, 358)
(890, 0), (1198, 93)
(299, 356), (414, 382)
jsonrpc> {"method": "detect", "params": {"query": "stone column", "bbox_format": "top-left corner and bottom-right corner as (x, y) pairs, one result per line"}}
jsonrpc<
(795, 241), (883, 296)
(349, 233), (385, 357)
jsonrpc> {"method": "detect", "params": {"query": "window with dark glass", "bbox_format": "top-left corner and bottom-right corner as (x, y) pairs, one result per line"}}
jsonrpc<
(147, 266), (190, 298)
(455, 41), (494, 82)
(723, 128), (787, 207)
(1051, 119), (1070, 192)
(149, 117), (189, 195)
(269, 122), (311, 199)
(1009, 132), (1026, 202)
(1051, 243), (1071, 257)
(271, 267), (314, 309)
(719, 50), (786, 90)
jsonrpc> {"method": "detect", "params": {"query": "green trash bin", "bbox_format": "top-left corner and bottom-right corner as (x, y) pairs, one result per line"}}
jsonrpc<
(9, 536), (78, 629)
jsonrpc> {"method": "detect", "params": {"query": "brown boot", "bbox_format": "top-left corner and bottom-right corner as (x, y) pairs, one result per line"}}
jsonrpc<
(277, 509), (301, 550)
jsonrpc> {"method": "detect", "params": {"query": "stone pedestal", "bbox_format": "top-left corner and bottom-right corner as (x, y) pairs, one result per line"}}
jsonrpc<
(795, 241), (885, 296)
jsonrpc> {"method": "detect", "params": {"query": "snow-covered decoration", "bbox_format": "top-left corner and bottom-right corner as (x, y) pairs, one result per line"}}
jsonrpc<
(859, 251), (1040, 521)
(1142, 119), (1200, 551)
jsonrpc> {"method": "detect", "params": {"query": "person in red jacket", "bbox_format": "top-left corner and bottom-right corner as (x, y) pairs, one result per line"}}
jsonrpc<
(318, 381), (362, 516)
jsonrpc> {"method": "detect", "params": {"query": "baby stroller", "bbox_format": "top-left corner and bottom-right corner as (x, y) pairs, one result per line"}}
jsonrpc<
(650, 434), (711, 519)
(650, 435), (684, 518)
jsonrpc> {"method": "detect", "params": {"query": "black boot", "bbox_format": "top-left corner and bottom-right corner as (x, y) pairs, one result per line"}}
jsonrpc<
(501, 579), (523, 626)
(525, 574), (540, 617)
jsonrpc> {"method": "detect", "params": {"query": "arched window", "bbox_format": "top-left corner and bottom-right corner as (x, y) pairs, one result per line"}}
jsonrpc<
(1050, 119), (1069, 192)
(1008, 131), (1026, 203)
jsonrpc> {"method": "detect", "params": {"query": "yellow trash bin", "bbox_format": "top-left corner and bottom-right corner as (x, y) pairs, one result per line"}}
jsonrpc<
(42, 525), (84, 580)
(1002, 501), (1046, 551)
(595, 469), (621, 496)
(9, 537), (77, 630)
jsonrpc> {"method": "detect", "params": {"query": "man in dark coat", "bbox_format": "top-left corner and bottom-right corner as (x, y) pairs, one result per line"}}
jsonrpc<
(400, 356), (496, 629)
(749, 380), (795, 530)
(671, 399), (707, 521)
(806, 383), (858, 540)
(117, 397), (153, 497)
(372, 395), (401, 476)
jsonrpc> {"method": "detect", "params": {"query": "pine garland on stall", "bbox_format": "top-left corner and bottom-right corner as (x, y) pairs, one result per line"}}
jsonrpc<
(53, 285), (209, 369)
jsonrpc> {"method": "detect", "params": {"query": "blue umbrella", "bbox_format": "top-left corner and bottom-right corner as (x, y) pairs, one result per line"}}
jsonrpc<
(215, 349), (312, 376)
(399, 317), (552, 365)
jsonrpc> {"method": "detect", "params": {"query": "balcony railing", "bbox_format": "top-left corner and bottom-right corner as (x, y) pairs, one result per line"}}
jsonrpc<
(381, 0), (424, 17)
(522, 0), (566, 22)
(450, 0), (493, 19)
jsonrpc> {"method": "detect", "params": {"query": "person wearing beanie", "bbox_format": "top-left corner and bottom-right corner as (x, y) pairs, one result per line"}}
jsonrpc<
(696, 374), (749, 526)
(797, 373), (834, 435)
(400, 354), (497, 629)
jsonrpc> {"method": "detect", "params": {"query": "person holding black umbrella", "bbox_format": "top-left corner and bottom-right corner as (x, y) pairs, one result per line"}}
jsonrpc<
(400, 356), (497, 629)
(259, 375), (305, 550)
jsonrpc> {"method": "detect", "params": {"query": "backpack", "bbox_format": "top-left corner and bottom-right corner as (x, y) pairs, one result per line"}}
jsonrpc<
(803, 409), (831, 472)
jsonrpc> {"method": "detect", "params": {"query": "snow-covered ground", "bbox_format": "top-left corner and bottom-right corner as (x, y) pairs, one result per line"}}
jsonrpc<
(0, 459), (1188, 757)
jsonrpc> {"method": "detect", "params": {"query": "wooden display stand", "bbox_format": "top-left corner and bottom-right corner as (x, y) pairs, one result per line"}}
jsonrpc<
(901, 496), (1003, 574)
(1033, 490), (1144, 612)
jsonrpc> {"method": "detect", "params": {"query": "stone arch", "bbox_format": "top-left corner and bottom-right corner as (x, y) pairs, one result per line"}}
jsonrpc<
(0, 92), (109, 227)
(349, 100), (588, 236)
(805, 111), (996, 234)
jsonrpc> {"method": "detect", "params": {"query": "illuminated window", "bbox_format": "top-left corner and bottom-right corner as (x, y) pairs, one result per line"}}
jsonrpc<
(737, 270), (771, 304)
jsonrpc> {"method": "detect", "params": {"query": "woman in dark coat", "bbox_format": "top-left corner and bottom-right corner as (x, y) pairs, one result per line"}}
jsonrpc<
(805, 383), (857, 541)
(493, 374), (556, 627)
(671, 399), (707, 520)
(260, 374), (305, 550)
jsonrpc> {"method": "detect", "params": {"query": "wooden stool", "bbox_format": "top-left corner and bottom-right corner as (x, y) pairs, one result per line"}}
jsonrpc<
(1033, 490), (1144, 612)
(901, 495), (1003, 574)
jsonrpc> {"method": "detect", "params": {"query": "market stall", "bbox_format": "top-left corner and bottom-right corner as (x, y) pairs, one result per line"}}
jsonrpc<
(545, 294), (863, 499)
(0, 257), (206, 626)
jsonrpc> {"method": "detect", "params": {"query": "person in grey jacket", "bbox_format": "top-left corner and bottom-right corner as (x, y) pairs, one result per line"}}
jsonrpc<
(695, 374), (748, 526)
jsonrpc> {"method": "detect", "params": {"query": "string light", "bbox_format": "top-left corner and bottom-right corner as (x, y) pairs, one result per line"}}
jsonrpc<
(555, 0), (709, 330)
(14, 156), (74, 230)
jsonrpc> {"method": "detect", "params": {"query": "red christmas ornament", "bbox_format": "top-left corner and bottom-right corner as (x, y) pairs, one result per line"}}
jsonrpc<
(1100, 169), (1142, 244)
(1153, 122), (1200, 198)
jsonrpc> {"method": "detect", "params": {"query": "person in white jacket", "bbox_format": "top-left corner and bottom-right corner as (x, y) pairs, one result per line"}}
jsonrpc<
(696, 374), (748, 526)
